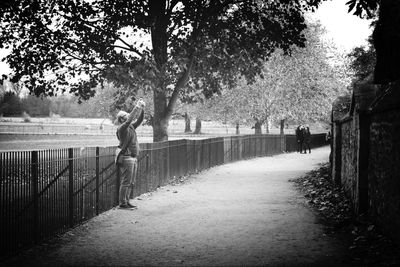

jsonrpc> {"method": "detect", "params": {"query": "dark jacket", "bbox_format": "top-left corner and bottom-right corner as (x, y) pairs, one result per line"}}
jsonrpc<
(304, 128), (311, 143)
(116, 110), (144, 157)
(295, 127), (304, 142)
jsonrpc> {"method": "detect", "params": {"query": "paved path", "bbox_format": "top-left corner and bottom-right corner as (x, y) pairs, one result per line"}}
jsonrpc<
(5, 147), (350, 267)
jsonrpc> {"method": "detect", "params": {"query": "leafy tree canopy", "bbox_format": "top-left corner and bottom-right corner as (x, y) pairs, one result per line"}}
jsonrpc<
(346, 0), (400, 84)
(0, 91), (22, 116)
(209, 20), (350, 129)
(345, 0), (379, 19)
(0, 0), (345, 141)
(0, 1), (320, 96)
(347, 36), (376, 82)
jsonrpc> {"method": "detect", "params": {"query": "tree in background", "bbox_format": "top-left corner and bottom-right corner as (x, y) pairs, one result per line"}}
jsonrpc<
(209, 83), (250, 134)
(0, 91), (22, 116)
(170, 98), (211, 135)
(171, 101), (193, 133)
(347, 35), (376, 85)
(0, 0), (326, 141)
(84, 83), (121, 124)
(345, 0), (400, 85)
(187, 101), (213, 135)
(21, 95), (51, 117)
(210, 21), (350, 134)
(0, 83), (4, 97)
(266, 21), (350, 131)
(49, 96), (79, 117)
(183, 111), (192, 133)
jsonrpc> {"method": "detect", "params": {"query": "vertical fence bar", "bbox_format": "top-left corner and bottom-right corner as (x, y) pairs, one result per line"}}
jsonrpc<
(7, 152), (10, 249)
(145, 145), (150, 193)
(0, 153), (3, 254)
(230, 137), (234, 162)
(68, 148), (74, 228)
(10, 152), (15, 248)
(208, 139), (212, 168)
(95, 147), (100, 215)
(31, 151), (39, 244)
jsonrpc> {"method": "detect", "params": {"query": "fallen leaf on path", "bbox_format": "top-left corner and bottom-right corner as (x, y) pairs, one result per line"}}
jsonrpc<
(292, 162), (400, 266)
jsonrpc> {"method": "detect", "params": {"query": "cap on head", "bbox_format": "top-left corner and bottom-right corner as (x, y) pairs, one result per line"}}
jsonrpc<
(116, 110), (128, 118)
(116, 110), (128, 123)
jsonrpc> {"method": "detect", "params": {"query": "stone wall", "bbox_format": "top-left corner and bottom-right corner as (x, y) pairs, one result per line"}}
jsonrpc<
(331, 82), (400, 244)
(368, 108), (400, 243)
(340, 117), (359, 211)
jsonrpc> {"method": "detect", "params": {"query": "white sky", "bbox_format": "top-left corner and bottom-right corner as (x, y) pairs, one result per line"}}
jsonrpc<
(0, 0), (373, 77)
(310, 0), (373, 52)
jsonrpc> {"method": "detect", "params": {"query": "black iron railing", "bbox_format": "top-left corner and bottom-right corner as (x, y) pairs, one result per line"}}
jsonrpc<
(0, 134), (328, 260)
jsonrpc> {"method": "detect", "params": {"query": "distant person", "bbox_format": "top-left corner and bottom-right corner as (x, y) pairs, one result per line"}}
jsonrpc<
(295, 125), (304, 153)
(303, 127), (311, 154)
(115, 99), (146, 209)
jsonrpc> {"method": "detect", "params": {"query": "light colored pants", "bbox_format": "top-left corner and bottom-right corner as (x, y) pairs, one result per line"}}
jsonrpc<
(119, 156), (138, 205)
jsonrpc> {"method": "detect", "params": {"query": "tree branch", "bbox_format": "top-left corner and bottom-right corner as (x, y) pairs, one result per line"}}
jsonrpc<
(64, 51), (106, 72)
(59, 13), (144, 59)
(165, 56), (195, 118)
(111, 44), (142, 56)
(114, 37), (144, 58)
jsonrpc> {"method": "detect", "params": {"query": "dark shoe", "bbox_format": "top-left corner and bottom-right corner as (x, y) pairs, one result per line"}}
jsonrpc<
(118, 203), (131, 209)
(127, 202), (138, 209)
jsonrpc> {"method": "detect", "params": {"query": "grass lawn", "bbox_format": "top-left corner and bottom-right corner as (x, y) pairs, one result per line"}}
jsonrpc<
(0, 117), (328, 151)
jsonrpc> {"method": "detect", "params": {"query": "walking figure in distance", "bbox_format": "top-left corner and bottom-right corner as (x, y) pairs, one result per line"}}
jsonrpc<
(303, 126), (311, 154)
(295, 125), (304, 153)
(115, 99), (146, 209)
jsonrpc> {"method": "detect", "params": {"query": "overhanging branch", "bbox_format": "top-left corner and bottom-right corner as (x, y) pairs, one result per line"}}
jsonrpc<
(165, 56), (195, 118)
(59, 13), (144, 59)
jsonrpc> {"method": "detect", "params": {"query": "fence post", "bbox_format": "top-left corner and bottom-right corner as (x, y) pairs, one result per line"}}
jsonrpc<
(145, 146), (150, 192)
(95, 147), (100, 215)
(68, 148), (74, 228)
(284, 135), (288, 152)
(230, 137), (233, 162)
(31, 151), (39, 244)
(208, 139), (212, 168)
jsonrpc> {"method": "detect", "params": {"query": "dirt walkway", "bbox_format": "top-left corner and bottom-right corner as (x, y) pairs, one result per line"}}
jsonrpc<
(5, 147), (351, 267)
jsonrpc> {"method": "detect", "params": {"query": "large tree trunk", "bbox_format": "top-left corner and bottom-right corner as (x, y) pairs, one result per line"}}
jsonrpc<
(153, 90), (169, 142)
(184, 112), (191, 133)
(193, 117), (201, 134)
(265, 119), (270, 134)
(149, 1), (193, 142)
(236, 123), (240, 135)
(254, 119), (262, 135)
(150, 2), (169, 142)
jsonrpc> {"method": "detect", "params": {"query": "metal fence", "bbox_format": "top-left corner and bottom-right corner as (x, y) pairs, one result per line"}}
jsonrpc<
(0, 134), (328, 260)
